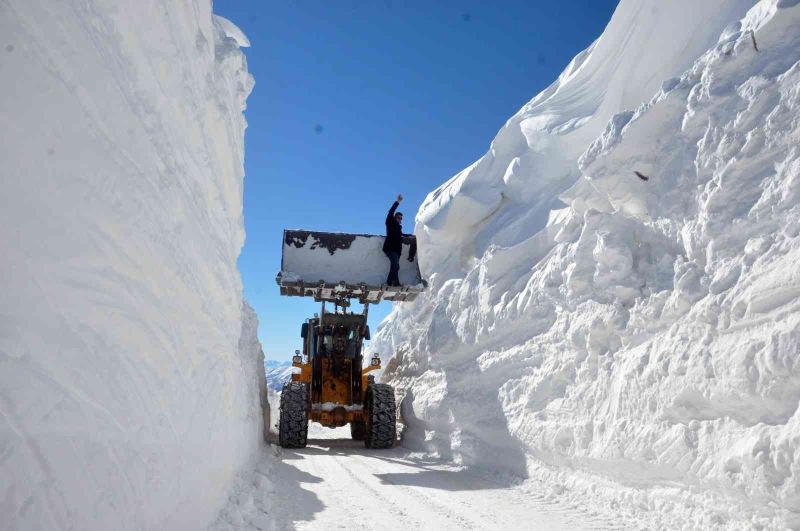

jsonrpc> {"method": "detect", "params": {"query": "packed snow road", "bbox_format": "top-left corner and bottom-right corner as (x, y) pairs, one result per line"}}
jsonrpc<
(211, 427), (621, 531)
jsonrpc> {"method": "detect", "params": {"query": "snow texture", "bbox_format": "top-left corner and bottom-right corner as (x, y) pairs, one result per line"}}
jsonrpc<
(0, 2), (264, 530)
(375, 0), (800, 528)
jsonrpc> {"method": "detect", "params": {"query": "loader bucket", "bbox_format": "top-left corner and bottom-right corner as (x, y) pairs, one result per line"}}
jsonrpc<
(277, 229), (426, 303)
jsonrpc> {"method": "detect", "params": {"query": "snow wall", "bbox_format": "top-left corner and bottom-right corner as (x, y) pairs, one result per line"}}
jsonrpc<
(374, 0), (800, 528)
(0, 2), (264, 530)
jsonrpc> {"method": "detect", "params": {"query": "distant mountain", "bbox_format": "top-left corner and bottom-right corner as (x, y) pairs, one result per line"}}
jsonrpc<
(264, 360), (296, 391)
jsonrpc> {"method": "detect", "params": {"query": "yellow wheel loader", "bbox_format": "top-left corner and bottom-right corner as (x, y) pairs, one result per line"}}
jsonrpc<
(275, 230), (425, 449)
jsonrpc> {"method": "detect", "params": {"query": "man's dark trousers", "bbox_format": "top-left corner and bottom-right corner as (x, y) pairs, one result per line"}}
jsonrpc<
(385, 251), (400, 286)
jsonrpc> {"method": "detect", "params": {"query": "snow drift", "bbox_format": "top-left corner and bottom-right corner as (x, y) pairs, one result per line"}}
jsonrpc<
(375, 0), (800, 528)
(0, 1), (263, 530)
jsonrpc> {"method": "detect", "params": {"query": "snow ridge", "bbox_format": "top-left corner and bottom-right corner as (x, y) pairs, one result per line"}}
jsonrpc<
(374, 0), (800, 528)
(0, 2), (261, 530)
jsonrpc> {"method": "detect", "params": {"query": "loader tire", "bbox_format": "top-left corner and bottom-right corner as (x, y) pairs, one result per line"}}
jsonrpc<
(350, 421), (366, 441)
(279, 382), (309, 448)
(365, 383), (396, 449)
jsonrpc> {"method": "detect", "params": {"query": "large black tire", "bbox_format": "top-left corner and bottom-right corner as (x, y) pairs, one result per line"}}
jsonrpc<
(279, 382), (309, 448)
(364, 383), (396, 449)
(350, 421), (366, 441)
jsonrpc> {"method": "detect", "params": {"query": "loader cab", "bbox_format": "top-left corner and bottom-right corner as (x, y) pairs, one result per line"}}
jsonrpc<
(325, 326), (351, 357)
(301, 314), (367, 357)
(319, 313), (367, 357)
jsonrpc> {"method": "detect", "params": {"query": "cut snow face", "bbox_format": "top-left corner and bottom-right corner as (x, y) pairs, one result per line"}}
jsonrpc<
(0, 2), (263, 531)
(374, 0), (800, 528)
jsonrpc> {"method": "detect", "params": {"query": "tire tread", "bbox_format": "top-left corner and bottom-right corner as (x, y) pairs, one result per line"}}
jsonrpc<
(279, 382), (309, 448)
(365, 383), (396, 449)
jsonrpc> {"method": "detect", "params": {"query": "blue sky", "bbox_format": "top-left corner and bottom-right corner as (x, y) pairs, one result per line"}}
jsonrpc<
(214, 0), (619, 361)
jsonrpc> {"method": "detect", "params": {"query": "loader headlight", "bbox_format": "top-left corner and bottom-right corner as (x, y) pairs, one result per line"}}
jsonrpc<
(371, 357), (381, 367)
(293, 355), (303, 365)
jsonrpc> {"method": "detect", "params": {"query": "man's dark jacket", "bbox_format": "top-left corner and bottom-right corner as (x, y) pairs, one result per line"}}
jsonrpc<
(383, 201), (403, 254)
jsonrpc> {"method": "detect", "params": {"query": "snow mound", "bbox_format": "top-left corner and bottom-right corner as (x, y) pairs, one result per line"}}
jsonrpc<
(375, 0), (800, 527)
(0, 1), (263, 530)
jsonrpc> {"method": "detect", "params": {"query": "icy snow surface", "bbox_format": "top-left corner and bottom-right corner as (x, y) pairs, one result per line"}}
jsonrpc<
(374, 0), (800, 528)
(0, 2), (264, 530)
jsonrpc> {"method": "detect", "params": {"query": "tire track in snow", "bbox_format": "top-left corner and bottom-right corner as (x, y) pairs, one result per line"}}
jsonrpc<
(220, 432), (623, 530)
(346, 450), (620, 531)
(290, 440), (423, 531)
(343, 454), (482, 530)
(331, 451), (478, 530)
(291, 435), (605, 530)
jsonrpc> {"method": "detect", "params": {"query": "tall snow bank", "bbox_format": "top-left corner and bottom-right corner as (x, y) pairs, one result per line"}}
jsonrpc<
(376, 0), (800, 527)
(0, 1), (262, 529)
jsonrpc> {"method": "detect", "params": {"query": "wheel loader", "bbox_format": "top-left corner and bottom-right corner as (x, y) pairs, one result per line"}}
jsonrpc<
(275, 229), (425, 449)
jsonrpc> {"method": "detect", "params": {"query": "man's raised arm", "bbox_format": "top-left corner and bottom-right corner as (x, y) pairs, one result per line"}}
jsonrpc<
(386, 194), (403, 224)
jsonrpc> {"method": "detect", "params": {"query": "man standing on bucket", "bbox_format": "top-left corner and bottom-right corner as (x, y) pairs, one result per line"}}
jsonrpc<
(383, 194), (406, 287)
